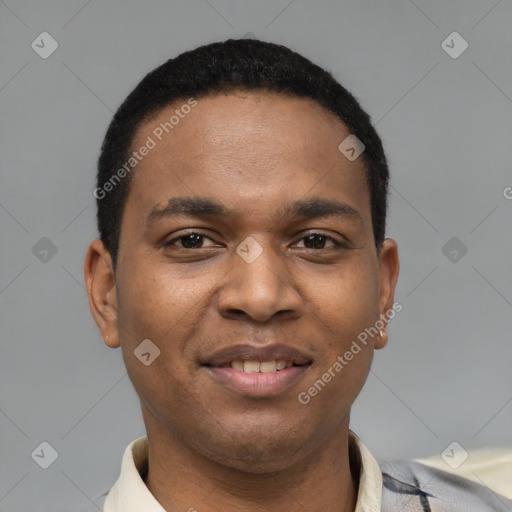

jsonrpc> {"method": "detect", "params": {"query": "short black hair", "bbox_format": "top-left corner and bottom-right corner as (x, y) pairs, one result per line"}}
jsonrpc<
(96, 38), (389, 269)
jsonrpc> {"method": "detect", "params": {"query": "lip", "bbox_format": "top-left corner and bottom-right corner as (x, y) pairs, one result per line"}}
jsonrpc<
(201, 343), (312, 398)
(204, 365), (310, 397)
(201, 343), (312, 367)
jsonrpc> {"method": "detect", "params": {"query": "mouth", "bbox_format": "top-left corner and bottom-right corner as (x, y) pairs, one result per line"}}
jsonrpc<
(207, 358), (306, 372)
(201, 344), (312, 397)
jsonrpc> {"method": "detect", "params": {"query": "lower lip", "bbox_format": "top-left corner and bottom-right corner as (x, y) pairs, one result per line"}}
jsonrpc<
(204, 365), (310, 397)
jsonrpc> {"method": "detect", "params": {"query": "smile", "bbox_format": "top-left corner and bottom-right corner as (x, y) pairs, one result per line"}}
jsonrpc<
(217, 358), (304, 373)
(202, 345), (312, 397)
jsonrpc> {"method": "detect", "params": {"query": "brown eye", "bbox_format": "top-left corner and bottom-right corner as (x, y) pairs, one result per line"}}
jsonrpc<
(305, 234), (327, 249)
(166, 232), (217, 249)
(295, 233), (341, 250)
(178, 234), (204, 248)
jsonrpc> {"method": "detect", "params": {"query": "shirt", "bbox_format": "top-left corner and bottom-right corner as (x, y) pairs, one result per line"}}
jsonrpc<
(94, 431), (511, 511)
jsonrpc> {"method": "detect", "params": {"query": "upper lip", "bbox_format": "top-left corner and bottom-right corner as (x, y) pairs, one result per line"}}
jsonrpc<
(202, 344), (312, 367)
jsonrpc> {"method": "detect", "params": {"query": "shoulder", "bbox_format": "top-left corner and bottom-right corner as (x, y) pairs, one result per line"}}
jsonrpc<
(415, 447), (512, 500)
(378, 450), (512, 512)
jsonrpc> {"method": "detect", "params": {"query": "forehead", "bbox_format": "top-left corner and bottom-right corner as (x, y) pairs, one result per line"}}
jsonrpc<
(126, 92), (370, 224)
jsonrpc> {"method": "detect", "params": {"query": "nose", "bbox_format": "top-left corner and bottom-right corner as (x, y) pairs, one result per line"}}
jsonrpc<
(216, 240), (303, 323)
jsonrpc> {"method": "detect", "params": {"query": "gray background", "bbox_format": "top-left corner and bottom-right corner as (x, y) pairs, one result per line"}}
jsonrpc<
(1, 0), (511, 510)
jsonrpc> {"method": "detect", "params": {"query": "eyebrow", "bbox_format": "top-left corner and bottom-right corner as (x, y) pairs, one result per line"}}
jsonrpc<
(146, 196), (363, 226)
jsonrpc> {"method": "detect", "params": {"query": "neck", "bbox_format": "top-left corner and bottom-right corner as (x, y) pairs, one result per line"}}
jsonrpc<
(143, 419), (359, 512)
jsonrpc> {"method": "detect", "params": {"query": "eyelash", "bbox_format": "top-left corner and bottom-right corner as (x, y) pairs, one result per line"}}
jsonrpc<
(164, 231), (347, 250)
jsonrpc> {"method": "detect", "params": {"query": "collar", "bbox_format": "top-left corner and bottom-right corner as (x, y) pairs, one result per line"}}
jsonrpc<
(103, 430), (383, 511)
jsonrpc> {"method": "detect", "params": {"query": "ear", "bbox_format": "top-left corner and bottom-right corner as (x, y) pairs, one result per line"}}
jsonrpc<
(84, 238), (120, 348)
(375, 238), (400, 349)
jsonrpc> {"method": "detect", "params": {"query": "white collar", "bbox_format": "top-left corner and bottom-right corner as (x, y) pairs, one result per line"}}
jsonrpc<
(103, 430), (383, 511)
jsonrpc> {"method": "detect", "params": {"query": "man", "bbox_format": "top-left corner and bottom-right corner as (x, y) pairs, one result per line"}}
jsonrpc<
(84, 39), (510, 511)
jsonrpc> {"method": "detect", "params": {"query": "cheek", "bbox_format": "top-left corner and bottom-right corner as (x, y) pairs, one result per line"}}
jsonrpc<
(306, 257), (380, 339)
(117, 259), (212, 341)
(115, 262), (212, 397)
(317, 348), (374, 413)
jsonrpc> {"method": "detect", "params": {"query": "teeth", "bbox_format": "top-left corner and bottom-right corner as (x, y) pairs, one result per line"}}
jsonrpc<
(276, 359), (287, 370)
(231, 360), (244, 371)
(243, 361), (260, 373)
(260, 361), (277, 373)
(230, 359), (291, 373)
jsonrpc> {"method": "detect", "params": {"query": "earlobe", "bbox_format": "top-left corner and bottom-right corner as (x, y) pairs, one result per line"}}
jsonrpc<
(84, 239), (120, 348)
(375, 238), (400, 350)
(375, 327), (388, 349)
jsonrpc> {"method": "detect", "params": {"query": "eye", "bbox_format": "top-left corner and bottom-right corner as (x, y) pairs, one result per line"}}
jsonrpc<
(294, 233), (345, 250)
(164, 231), (346, 251)
(165, 232), (217, 249)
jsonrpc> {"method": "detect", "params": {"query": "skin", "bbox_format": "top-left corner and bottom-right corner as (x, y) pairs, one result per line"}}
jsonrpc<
(85, 91), (399, 511)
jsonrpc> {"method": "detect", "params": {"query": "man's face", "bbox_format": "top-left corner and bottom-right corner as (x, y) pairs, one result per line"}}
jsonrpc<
(98, 92), (398, 471)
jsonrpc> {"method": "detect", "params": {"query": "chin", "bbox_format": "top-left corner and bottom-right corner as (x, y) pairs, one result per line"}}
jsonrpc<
(194, 423), (312, 474)
(216, 446), (305, 474)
